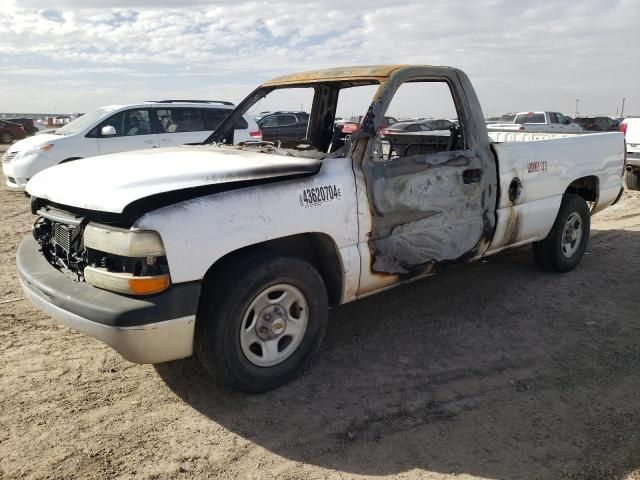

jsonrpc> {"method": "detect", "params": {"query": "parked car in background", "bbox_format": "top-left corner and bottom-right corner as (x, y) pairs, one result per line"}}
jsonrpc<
(336, 115), (398, 135)
(487, 111), (583, 133)
(256, 111), (309, 144)
(378, 121), (434, 135)
(574, 116), (620, 132)
(1, 100), (260, 191)
(423, 118), (456, 131)
(621, 117), (640, 190)
(0, 120), (26, 143)
(5, 118), (38, 135)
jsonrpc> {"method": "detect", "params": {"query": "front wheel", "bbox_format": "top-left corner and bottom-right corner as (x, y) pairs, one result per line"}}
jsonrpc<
(532, 194), (590, 272)
(0, 132), (14, 143)
(195, 250), (329, 393)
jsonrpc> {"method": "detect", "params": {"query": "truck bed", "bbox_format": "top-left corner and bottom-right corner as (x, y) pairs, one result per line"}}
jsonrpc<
(485, 131), (625, 255)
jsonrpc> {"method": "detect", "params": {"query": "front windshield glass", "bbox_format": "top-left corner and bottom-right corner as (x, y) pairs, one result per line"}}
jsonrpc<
(55, 107), (119, 135)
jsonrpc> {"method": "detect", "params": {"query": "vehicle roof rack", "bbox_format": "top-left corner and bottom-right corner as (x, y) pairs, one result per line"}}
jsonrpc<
(146, 100), (235, 106)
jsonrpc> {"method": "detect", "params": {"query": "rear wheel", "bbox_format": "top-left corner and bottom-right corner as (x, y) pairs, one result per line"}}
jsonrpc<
(532, 194), (590, 272)
(195, 250), (329, 393)
(625, 169), (640, 191)
(0, 132), (14, 143)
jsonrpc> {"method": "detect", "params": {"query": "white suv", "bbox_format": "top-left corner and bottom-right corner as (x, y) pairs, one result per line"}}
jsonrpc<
(2, 100), (262, 191)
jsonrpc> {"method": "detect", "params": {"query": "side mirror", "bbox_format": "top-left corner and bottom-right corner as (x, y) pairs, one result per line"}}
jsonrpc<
(101, 125), (117, 136)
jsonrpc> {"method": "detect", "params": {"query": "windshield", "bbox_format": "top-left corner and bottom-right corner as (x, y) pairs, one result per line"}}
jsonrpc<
(210, 81), (380, 159)
(55, 107), (119, 135)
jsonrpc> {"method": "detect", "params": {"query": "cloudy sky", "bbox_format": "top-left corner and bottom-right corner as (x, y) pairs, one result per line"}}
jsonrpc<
(1, 0), (638, 117)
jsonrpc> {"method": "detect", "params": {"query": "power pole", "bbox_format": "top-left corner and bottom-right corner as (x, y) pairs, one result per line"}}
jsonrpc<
(621, 98), (626, 117)
(575, 99), (579, 117)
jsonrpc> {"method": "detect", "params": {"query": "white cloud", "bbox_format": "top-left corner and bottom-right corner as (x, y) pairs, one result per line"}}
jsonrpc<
(0, 0), (638, 115)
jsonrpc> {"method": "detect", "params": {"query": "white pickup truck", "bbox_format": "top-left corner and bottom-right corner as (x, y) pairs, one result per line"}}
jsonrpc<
(621, 117), (640, 190)
(487, 111), (583, 133)
(18, 65), (625, 393)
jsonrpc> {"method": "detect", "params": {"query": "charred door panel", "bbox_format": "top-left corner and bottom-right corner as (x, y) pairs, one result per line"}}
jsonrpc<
(365, 145), (486, 274)
(356, 68), (496, 288)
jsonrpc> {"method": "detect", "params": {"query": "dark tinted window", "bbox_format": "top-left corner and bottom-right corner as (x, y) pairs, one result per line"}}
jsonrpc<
(156, 108), (205, 133)
(202, 108), (248, 130)
(514, 113), (546, 124)
(202, 109), (230, 130)
(260, 115), (279, 128)
(549, 113), (559, 123)
(277, 114), (298, 127)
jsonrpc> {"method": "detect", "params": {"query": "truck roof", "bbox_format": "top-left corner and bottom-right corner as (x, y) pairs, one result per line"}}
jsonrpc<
(263, 65), (419, 86)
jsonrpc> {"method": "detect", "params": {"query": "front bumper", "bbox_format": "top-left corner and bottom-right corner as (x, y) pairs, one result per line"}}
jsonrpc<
(2, 159), (28, 190)
(17, 236), (202, 363)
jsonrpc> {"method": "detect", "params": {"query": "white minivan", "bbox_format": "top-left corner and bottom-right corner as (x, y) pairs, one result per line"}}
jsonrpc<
(2, 100), (261, 191)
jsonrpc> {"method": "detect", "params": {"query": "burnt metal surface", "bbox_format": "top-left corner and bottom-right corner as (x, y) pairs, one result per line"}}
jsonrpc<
(358, 66), (498, 276)
(261, 65), (408, 86)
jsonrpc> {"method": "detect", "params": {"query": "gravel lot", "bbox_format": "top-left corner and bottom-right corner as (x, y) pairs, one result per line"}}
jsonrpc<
(1, 143), (639, 479)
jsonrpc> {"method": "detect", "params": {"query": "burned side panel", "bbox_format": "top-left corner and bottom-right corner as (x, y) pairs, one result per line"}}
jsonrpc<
(356, 67), (497, 282)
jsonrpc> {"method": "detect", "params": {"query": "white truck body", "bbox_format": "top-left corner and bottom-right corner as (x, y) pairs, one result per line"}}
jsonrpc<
(18, 65), (626, 391)
(27, 130), (624, 300)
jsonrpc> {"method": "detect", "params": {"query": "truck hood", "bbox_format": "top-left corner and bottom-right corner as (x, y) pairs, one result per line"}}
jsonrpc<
(27, 145), (321, 214)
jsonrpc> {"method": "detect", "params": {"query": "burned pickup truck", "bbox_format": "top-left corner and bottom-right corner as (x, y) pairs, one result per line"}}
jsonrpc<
(19, 65), (625, 392)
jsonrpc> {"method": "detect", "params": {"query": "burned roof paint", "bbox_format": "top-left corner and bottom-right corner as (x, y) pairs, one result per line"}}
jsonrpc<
(261, 65), (411, 86)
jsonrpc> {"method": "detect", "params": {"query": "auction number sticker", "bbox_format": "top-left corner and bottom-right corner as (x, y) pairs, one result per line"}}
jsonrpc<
(299, 184), (342, 208)
(527, 161), (548, 173)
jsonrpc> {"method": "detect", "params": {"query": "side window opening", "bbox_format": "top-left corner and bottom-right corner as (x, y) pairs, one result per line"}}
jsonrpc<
(380, 80), (464, 160)
(98, 111), (125, 137)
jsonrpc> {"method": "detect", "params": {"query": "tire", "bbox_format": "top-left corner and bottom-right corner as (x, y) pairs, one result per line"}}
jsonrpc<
(532, 194), (590, 272)
(0, 132), (14, 144)
(625, 169), (640, 191)
(195, 250), (329, 393)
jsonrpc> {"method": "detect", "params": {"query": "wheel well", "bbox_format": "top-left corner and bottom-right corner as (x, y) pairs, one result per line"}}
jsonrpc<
(202, 233), (344, 306)
(565, 175), (598, 203)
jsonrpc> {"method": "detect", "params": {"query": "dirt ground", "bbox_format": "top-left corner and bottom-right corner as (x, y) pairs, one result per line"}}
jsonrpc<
(1, 143), (639, 480)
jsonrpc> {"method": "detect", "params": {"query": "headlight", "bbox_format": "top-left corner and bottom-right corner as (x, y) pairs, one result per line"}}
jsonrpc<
(84, 223), (165, 257)
(23, 144), (55, 157)
(83, 223), (170, 295)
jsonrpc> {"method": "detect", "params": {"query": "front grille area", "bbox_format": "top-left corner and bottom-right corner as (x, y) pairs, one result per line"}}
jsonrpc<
(52, 222), (83, 253)
(2, 151), (18, 163)
(33, 211), (88, 280)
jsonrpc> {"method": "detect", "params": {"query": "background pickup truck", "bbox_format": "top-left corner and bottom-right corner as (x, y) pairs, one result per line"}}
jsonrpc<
(19, 65), (625, 393)
(621, 117), (640, 190)
(487, 111), (583, 133)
